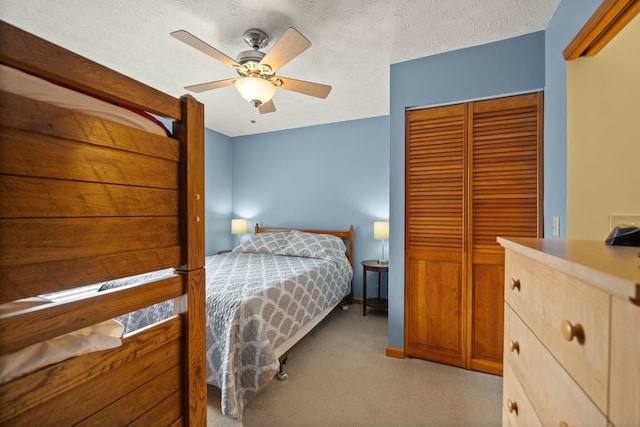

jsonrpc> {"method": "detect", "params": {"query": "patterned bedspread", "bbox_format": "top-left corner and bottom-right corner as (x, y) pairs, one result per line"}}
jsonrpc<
(100, 231), (353, 419)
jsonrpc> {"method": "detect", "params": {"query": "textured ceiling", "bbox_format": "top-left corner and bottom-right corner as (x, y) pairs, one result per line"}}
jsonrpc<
(2, 0), (560, 137)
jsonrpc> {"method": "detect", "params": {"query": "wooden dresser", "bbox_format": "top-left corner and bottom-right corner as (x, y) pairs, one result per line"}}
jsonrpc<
(498, 237), (640, 427)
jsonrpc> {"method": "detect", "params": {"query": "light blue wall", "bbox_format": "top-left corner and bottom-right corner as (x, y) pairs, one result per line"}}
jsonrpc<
(231, 116), (390, 299)
(388, 32), (546, 349)
(204, 128), (233, 255)
(543, 0), (601, 238)
(202, 0), (603, 352)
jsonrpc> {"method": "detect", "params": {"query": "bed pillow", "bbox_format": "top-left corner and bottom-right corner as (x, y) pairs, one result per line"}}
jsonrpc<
(0, 296), (124, 384)
(0, 64), (171, 137)
(0, 296), (51, 314)
(232, 232), (290, 254)
(274, 230), (347, 260)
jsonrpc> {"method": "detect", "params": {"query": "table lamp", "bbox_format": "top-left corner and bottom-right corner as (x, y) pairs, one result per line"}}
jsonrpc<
(373, 221), (389, 264)
(231, 219), (248, 247)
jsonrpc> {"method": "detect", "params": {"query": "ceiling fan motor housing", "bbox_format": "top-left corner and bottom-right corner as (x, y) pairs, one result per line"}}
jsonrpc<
(236, 49), (265, 65)
(236, 29), (272, 77)
(242, 28), (269, 50)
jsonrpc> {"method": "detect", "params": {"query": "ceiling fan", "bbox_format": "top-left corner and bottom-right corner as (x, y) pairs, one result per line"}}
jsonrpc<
(171, 27), (332, 114)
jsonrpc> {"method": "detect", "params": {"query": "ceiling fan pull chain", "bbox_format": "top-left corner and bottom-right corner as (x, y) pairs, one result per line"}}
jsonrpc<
(251, 105), (257, 124)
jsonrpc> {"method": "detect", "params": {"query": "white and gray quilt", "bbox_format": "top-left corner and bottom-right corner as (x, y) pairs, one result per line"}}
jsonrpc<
(99, 230), (353, 419)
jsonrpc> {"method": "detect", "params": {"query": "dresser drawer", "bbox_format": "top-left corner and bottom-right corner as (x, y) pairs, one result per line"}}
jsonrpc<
(503, 409), (511, 427)
(609, 296), (640, 427)
(504, 250), (610, 411)
(504, 305), (607, 427)
(503, 361), (541, 427)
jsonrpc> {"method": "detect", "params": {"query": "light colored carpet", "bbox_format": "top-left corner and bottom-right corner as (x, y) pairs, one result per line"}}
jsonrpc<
(207, 304), (502, 427)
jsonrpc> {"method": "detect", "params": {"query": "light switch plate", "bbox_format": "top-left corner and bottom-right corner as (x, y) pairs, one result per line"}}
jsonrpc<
(609, 214), (640, 230)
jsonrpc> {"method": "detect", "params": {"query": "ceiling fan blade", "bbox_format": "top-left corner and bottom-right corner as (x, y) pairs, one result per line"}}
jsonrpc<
(258, 100), (276, 114)
(277, 77), (332, 99)
(260, 27), (311, 72)
(171, 30), (240, 69)
(184, 78), (236, 93)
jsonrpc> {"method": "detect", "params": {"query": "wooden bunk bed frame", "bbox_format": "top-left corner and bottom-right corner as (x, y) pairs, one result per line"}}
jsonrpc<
(0, 21), (207, 426)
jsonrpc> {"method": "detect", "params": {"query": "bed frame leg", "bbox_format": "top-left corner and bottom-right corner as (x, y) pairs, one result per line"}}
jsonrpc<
(276, 358), (288, 381)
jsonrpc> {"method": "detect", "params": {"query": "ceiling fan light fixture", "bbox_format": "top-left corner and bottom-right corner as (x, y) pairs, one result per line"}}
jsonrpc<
(235, 76), (276, 106)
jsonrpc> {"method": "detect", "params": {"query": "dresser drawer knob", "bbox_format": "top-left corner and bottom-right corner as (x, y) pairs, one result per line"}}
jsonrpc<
(506, 399), (518, 415)
(508, 339), (520, 353)
(510, 278), (521, 291)
(561, 320), (584, 343)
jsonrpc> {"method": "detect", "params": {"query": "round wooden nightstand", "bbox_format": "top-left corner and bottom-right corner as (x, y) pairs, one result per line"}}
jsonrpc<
(361, 260), (388, 316)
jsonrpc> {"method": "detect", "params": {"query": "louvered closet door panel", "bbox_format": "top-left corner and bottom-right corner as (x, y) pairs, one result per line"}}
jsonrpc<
(467, 92), (543, 375)
(405, 104), (466, 367)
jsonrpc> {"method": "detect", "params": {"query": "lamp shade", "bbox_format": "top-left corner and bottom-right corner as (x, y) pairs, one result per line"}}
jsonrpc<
(373, 221), (389, 240)
(231, 219), (248, 235)
(235, 76), (276, 105)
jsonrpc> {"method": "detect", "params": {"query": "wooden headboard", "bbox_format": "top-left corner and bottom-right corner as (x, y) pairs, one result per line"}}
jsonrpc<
(0, 21), (206, 426)
(254, 224), (355, 267)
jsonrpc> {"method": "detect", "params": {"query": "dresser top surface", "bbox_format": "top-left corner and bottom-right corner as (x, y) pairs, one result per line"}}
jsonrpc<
(498, 237), (639, 304)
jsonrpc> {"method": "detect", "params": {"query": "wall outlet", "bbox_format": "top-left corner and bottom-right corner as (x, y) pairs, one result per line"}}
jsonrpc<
(552, 216), (560, 237)
(609, 214), (640, 230)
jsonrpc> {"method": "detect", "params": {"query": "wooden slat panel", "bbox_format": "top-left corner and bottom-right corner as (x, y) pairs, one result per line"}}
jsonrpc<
(0, 275), (183, 354)
(4, 338), (181, 426)
(470, 95), (542, 249)
(0, 246), (181, 303)
(0, 91), (179, 162)
(0, 217), (180, 266)
(130, 390), (184, 427)
(78, 365), (182, 426)
(0, 317), (183, 425)
(406, 104), (465, 249)
(1, 176), (179, 219)
(1, 127), (179, 189)
(0, 21), (182, 120)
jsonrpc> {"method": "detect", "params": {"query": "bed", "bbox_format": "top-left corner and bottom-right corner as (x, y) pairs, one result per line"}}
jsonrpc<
(0, 21), (207, 426)
(98, 224), (355, 419)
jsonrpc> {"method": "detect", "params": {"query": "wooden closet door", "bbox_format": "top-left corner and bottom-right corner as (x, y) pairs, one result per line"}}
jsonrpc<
(405, 104), (467, 367)
(405, 92), (542, 374)
(467, 93), (543, 375)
